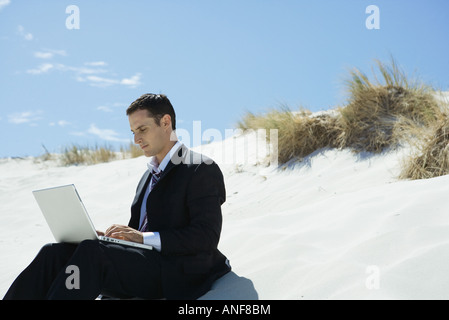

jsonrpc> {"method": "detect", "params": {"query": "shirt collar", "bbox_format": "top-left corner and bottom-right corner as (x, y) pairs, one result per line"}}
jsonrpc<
(146, 141), (183, 173)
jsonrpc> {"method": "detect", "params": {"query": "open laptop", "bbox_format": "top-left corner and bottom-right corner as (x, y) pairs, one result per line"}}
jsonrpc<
(32, 184), (152, 250)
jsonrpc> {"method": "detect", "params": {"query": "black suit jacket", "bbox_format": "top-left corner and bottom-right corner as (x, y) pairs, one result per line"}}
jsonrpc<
(128, 145), (231, 299)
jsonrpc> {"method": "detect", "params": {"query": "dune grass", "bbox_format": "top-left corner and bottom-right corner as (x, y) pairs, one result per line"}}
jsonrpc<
(238, 57), (448, 180)
(60, 144), (116, 166)
(120, 142), (144, 159)
(399, 114), (449, 180)
(337, 58), (442, 153)
(238, 108), (341, 163)
(55, 142), (143, 166)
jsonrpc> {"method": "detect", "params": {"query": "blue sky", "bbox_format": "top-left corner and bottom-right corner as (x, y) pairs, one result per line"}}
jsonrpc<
(1, 0), (448, 158)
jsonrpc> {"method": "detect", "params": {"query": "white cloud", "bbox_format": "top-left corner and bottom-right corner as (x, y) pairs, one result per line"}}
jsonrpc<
(84, 61), (107, 67)
(58, 120), (70, 127)
(78, 73), (141, 88)
(49, 120), (70, 127)
(26, 62), (106, 76)
(97, 102), (127, 113)
(97, 106), (113, 112)
(120, 73), (142, 87)
(26, 63), (54, 74)
(85, 75), (119, 87)
(34, 52), (53, 59)
(56, 63), (107, 75)
(17, 25), (33, 41)
(25, 54), (142, 88)
(34, 49), (67, 59)
(48, 49), (67, 56)
(0, 0), (10, 11)
(87, 124), (128, 142)
(8, 110), (43, 124)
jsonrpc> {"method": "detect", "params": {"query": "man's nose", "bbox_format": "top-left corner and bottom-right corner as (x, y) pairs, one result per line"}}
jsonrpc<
(134, 134), (141, 144)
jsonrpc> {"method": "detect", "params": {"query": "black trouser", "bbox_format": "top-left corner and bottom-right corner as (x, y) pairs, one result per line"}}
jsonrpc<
(3, 240), (163, 300)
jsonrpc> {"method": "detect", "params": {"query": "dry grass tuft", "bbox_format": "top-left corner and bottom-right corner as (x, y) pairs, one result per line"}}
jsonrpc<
(337, 58), (442, 153)
(60, 144), (117, 166)
(59, 142), (143, 166)
(120, 142), (144, 159)
(399, 114), (449, 180)
(238, 107), (341, 163)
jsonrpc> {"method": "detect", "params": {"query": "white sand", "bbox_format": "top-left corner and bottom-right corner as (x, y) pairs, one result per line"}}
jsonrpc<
(1, 132), (449, 299)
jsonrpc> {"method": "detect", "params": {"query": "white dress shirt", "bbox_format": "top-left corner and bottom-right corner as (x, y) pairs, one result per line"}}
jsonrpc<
(140, 141), (182, 251)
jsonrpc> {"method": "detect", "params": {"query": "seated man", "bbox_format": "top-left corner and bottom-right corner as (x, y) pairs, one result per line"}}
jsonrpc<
(3, 93), (231, 300)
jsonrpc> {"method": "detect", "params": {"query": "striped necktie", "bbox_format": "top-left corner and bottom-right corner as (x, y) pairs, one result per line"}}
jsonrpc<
(138, 169), (162, 232)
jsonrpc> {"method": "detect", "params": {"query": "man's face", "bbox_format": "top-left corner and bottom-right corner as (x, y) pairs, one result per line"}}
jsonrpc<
(128, 109), (170, 159)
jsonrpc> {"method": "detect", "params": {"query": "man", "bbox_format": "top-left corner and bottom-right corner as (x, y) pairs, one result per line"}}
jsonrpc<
(3, 93), (231, 300)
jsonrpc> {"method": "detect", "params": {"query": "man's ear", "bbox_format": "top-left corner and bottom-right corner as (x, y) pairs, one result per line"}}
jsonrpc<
(161, 114), (172, 129)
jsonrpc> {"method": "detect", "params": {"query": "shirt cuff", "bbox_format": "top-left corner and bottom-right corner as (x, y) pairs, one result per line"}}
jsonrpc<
(142, 231), (161, 252)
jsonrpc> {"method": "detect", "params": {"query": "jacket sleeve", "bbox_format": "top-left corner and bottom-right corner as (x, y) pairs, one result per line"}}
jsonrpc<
(158, 162), (226, 255)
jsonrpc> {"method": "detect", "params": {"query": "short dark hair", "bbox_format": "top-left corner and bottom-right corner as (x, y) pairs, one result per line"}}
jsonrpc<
(126, 93), (176, 130)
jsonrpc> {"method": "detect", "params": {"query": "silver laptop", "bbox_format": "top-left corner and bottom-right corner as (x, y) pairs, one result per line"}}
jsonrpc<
(32, 184), (152, 250)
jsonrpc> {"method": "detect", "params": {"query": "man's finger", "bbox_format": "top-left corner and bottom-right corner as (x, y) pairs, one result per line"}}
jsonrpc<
(110, 231), (126, 240)
(105, 224), (125, 236)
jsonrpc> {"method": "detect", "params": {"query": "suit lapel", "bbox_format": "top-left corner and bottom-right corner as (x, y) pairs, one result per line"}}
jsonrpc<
(154, 144), (188, 186)
(133, 170), (151, 205)
(129, 169), (151, 229)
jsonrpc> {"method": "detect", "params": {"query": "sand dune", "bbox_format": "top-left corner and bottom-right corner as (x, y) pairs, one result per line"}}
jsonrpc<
(1, 132), (449, 299)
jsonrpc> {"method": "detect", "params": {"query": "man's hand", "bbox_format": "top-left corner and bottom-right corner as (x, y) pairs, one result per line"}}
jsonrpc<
(104, 224), (143, 244)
